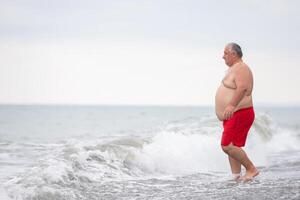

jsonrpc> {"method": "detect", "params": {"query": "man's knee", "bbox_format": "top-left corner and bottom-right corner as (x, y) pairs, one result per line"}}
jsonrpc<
(221, 144), (233, 154)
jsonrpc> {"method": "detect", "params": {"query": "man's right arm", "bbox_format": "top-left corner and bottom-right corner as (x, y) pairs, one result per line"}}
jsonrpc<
(223, 67), (249, 120)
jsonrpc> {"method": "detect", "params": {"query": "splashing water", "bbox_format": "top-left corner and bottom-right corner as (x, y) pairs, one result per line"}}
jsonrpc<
(1, 106), (300, 199)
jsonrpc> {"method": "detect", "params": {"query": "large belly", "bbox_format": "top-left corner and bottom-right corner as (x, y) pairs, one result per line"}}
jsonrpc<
(215, 84), (234, 120)
(215, 84), (253, 121)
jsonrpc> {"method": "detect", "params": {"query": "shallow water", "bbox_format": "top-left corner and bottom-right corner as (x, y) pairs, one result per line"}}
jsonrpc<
(0, 105), (300, 199)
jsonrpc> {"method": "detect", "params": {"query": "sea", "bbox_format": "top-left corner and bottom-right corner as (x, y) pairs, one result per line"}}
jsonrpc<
(0, 105), (299, 200)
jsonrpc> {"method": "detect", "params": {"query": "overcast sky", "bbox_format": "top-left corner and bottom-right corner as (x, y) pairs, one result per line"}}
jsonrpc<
(0, 0), (300, 106)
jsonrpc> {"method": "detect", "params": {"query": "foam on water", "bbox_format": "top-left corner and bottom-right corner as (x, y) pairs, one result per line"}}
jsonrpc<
(1, 112), (300, 199)
(133, 131), (227, 175)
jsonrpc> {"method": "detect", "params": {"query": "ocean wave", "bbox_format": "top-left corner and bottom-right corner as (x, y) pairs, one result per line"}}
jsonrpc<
(2, 113), (300, 199)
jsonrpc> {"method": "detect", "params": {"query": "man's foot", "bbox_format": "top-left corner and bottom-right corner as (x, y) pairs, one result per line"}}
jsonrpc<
(231, 173), (241, 181)
(241, 167), (259, 182)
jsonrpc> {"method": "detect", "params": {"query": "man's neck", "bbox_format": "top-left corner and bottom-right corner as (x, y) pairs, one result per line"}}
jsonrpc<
(230, 59), (243, 67)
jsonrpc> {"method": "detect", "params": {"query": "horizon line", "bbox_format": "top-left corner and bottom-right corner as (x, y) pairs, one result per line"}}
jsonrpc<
(0, 102), (300, 107)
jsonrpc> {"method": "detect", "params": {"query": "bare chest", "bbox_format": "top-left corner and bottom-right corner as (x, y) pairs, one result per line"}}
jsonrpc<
(222, 71), (236, 89)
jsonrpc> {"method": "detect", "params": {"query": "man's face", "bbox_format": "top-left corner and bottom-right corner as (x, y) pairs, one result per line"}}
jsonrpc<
(222, 46), (236, 67)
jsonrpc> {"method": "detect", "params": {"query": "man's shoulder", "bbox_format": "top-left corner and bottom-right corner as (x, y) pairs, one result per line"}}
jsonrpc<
(235, 62), (251, 72)
(230, 63), (252, 80)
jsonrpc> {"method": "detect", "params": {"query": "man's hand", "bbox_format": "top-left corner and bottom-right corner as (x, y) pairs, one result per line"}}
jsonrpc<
(223, 104), (235, 120)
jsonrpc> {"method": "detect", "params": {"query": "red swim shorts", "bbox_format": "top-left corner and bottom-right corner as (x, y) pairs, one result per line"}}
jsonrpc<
(221, 107), (255, 147)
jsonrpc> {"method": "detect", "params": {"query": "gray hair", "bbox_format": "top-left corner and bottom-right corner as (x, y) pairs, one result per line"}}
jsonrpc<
(228, 43), (243, 58)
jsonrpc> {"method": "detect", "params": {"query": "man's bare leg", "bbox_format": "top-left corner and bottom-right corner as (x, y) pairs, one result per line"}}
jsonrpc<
(222, 144), (259, 181)
(228, 156), (241, 180)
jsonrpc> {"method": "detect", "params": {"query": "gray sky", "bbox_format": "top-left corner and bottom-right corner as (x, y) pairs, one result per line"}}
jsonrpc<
(1, 0), (300, 105)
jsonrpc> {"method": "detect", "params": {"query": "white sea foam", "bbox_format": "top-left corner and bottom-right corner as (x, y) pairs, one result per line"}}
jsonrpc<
(1, 112), (300, 199)
(131, 112), (300, 175)
(132, 130), (228, 175)
(0, 187), (10, 200)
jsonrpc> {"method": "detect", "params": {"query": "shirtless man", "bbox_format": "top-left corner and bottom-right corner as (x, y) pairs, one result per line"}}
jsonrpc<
(215, 43), (259, 181)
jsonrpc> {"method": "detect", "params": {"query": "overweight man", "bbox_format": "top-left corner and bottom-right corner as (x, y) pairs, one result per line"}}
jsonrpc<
(215, 43), (259, 181)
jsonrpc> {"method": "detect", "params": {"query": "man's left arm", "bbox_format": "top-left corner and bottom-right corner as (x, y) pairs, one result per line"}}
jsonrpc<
(223, 68), (249, 120)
